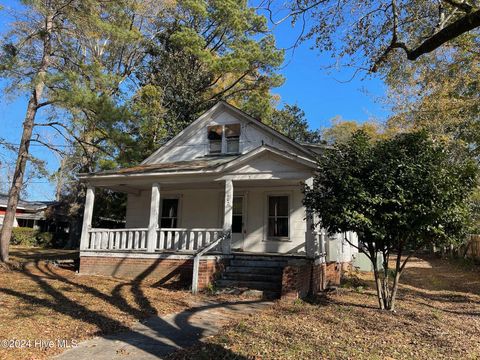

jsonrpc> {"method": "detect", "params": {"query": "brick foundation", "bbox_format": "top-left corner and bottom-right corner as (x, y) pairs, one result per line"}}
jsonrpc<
(80, 254), (351, 298)
(79, 255), (223, 290)
(197, 257), (225, 290)
(325, 261), (341, 287)
(281, 260), (352, 300)
(281, 261), (312, 300)
(310, 261), (326, 293)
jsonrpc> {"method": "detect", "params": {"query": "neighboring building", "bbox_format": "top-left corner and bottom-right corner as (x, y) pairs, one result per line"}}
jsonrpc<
(0, 194), (73, 246)
(78, 101), (358, 299)
(0, 193), (53, 230)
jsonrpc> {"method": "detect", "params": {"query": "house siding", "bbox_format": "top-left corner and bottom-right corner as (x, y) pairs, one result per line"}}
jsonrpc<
(125, 190), (151, 228)
(125, 185), (307, 255)
(153, 108), (304, 163)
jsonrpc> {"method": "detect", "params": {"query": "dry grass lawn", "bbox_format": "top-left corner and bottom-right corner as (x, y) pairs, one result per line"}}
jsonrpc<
(9, 246), (79, 263)
(169, 255), (480, 360)
(0, 259), (202, 360)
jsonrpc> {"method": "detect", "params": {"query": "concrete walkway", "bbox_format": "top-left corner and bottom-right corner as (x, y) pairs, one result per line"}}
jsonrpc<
(56, 299), (272, 360)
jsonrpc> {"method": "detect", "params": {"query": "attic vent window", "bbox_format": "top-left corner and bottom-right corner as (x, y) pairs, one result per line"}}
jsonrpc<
(207, 123), (241, 154)
(225, 124), (240, 153)
(208, 125), (223, 154)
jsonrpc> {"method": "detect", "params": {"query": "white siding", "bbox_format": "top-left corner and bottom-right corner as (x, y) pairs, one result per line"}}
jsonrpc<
(124, 185), (307, 254)
(125, 189), (222, 230)
(125, 190), (151, 228)
(150, 108), (305, 163)
(241, 187), (307, 254)
(177, 189), (221, 229)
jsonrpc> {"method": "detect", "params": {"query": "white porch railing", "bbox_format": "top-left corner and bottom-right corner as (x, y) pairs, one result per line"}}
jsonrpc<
(85, 227), (223, 252)
(87, 228), (148, 250)
(156, 228), (223, 252)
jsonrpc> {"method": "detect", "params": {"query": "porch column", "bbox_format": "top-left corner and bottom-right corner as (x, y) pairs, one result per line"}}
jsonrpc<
(305, 212), (316, 259)
(222, 179), (233, 254)
(305, 177), (320, 259)
(80, 185), (95, 251)
(147, 183), (161, 253)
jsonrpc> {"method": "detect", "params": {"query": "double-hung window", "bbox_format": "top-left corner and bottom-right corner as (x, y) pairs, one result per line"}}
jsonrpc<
(267, 195), (289, 239)
(207, 125), (223, 154)
(225, 124), (240, 154)
(207, 123), (241, 154)
(232, 196), (243, 233)
(160, 198), (179, 228)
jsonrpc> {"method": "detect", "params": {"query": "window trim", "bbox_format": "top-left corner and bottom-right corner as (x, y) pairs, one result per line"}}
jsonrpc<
(232, 195), (245, 234)
(207, 123), (242, 155)
(264, 192), (292, 241)
(158, 195), (182, 229)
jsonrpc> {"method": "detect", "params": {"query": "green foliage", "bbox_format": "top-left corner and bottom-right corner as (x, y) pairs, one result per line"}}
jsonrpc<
(265, 104), (321, 143)
(125, 0), (284, 163)
(386, 36), (480, 155)
(10, 227), (54, 248)
(92, 189), (127, 228)
(10, 228), (37, 246)
(285, 1), (480, 73)
(305, 131), (477, 249)
(204, 282), (217, 295)
(322, 116), (385, 145)
(304, 131), (478, 309)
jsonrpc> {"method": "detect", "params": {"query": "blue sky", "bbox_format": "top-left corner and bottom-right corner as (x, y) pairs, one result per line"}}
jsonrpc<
(0, 1), (388, 201)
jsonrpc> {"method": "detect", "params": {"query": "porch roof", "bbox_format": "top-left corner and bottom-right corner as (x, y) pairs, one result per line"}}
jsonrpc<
(82, 155), (239, 176)
(79, 144), (317, 181)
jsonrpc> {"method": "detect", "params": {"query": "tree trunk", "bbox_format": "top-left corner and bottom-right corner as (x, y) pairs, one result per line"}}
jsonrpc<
(372, 260), (385, 310)
(387, 250), (403, 311)
(0, 13), (53, 263)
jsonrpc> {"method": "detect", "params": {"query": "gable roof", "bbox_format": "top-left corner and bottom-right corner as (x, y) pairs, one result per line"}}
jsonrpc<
(0, 194), (53, 212)
(141, 101), (314, 165)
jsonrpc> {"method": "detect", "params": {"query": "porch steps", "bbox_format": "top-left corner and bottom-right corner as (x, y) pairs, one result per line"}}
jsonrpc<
(221, 271), (282, 282)
(224, 265), (281, 275)
(229, 259), (287, 268)
(215, 255), (288, 298)
(215, 279), (280, 291)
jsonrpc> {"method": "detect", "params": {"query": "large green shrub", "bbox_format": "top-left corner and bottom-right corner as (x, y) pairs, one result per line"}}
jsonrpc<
(11, 227), (38, 246)
(11, 227), (54, 247)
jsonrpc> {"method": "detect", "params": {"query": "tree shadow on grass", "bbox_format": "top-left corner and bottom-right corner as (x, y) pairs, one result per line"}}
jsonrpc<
(305, 291), (380, 311)
(0, 260), (260, 358)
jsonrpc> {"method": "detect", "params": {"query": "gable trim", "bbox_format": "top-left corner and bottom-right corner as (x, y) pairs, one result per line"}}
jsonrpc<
(141, 101), (314, 165)
(218, 145), (317, 173)
(141, 102), (225, 165)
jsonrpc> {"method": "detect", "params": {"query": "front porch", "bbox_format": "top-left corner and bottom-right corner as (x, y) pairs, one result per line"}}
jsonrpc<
(78, 175), (334, 298)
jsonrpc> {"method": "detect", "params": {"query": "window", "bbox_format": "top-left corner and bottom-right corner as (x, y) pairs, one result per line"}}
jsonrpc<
(268, 196), (289, 238)
(232, 196), (243, 233)
(17, 219), (35, 228)
(225, 124), (240, 153)
(160, 199), (178, 228)
(207, 125), (223, 154)
(207, 123), (241, 154)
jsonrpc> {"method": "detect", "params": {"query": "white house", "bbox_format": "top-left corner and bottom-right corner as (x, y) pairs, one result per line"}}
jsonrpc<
(78, 101), (357, 299)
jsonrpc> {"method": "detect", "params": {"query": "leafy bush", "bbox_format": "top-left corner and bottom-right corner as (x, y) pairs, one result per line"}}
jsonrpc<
(11, 227), (54, 248)
(36, 231), (53, 247)
(11, 227), (38, 246)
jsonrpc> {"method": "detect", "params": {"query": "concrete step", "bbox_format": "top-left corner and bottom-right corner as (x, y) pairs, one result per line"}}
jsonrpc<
(221, 272), (282, 282)
(216, 279), (281, 291)
(224, 266), (283, 275)
(232, 254), (295, 262)
(229, 259), (287, 268)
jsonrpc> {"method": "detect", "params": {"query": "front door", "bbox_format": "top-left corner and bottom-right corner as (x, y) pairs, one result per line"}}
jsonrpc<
(231, 196), (245, 251)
